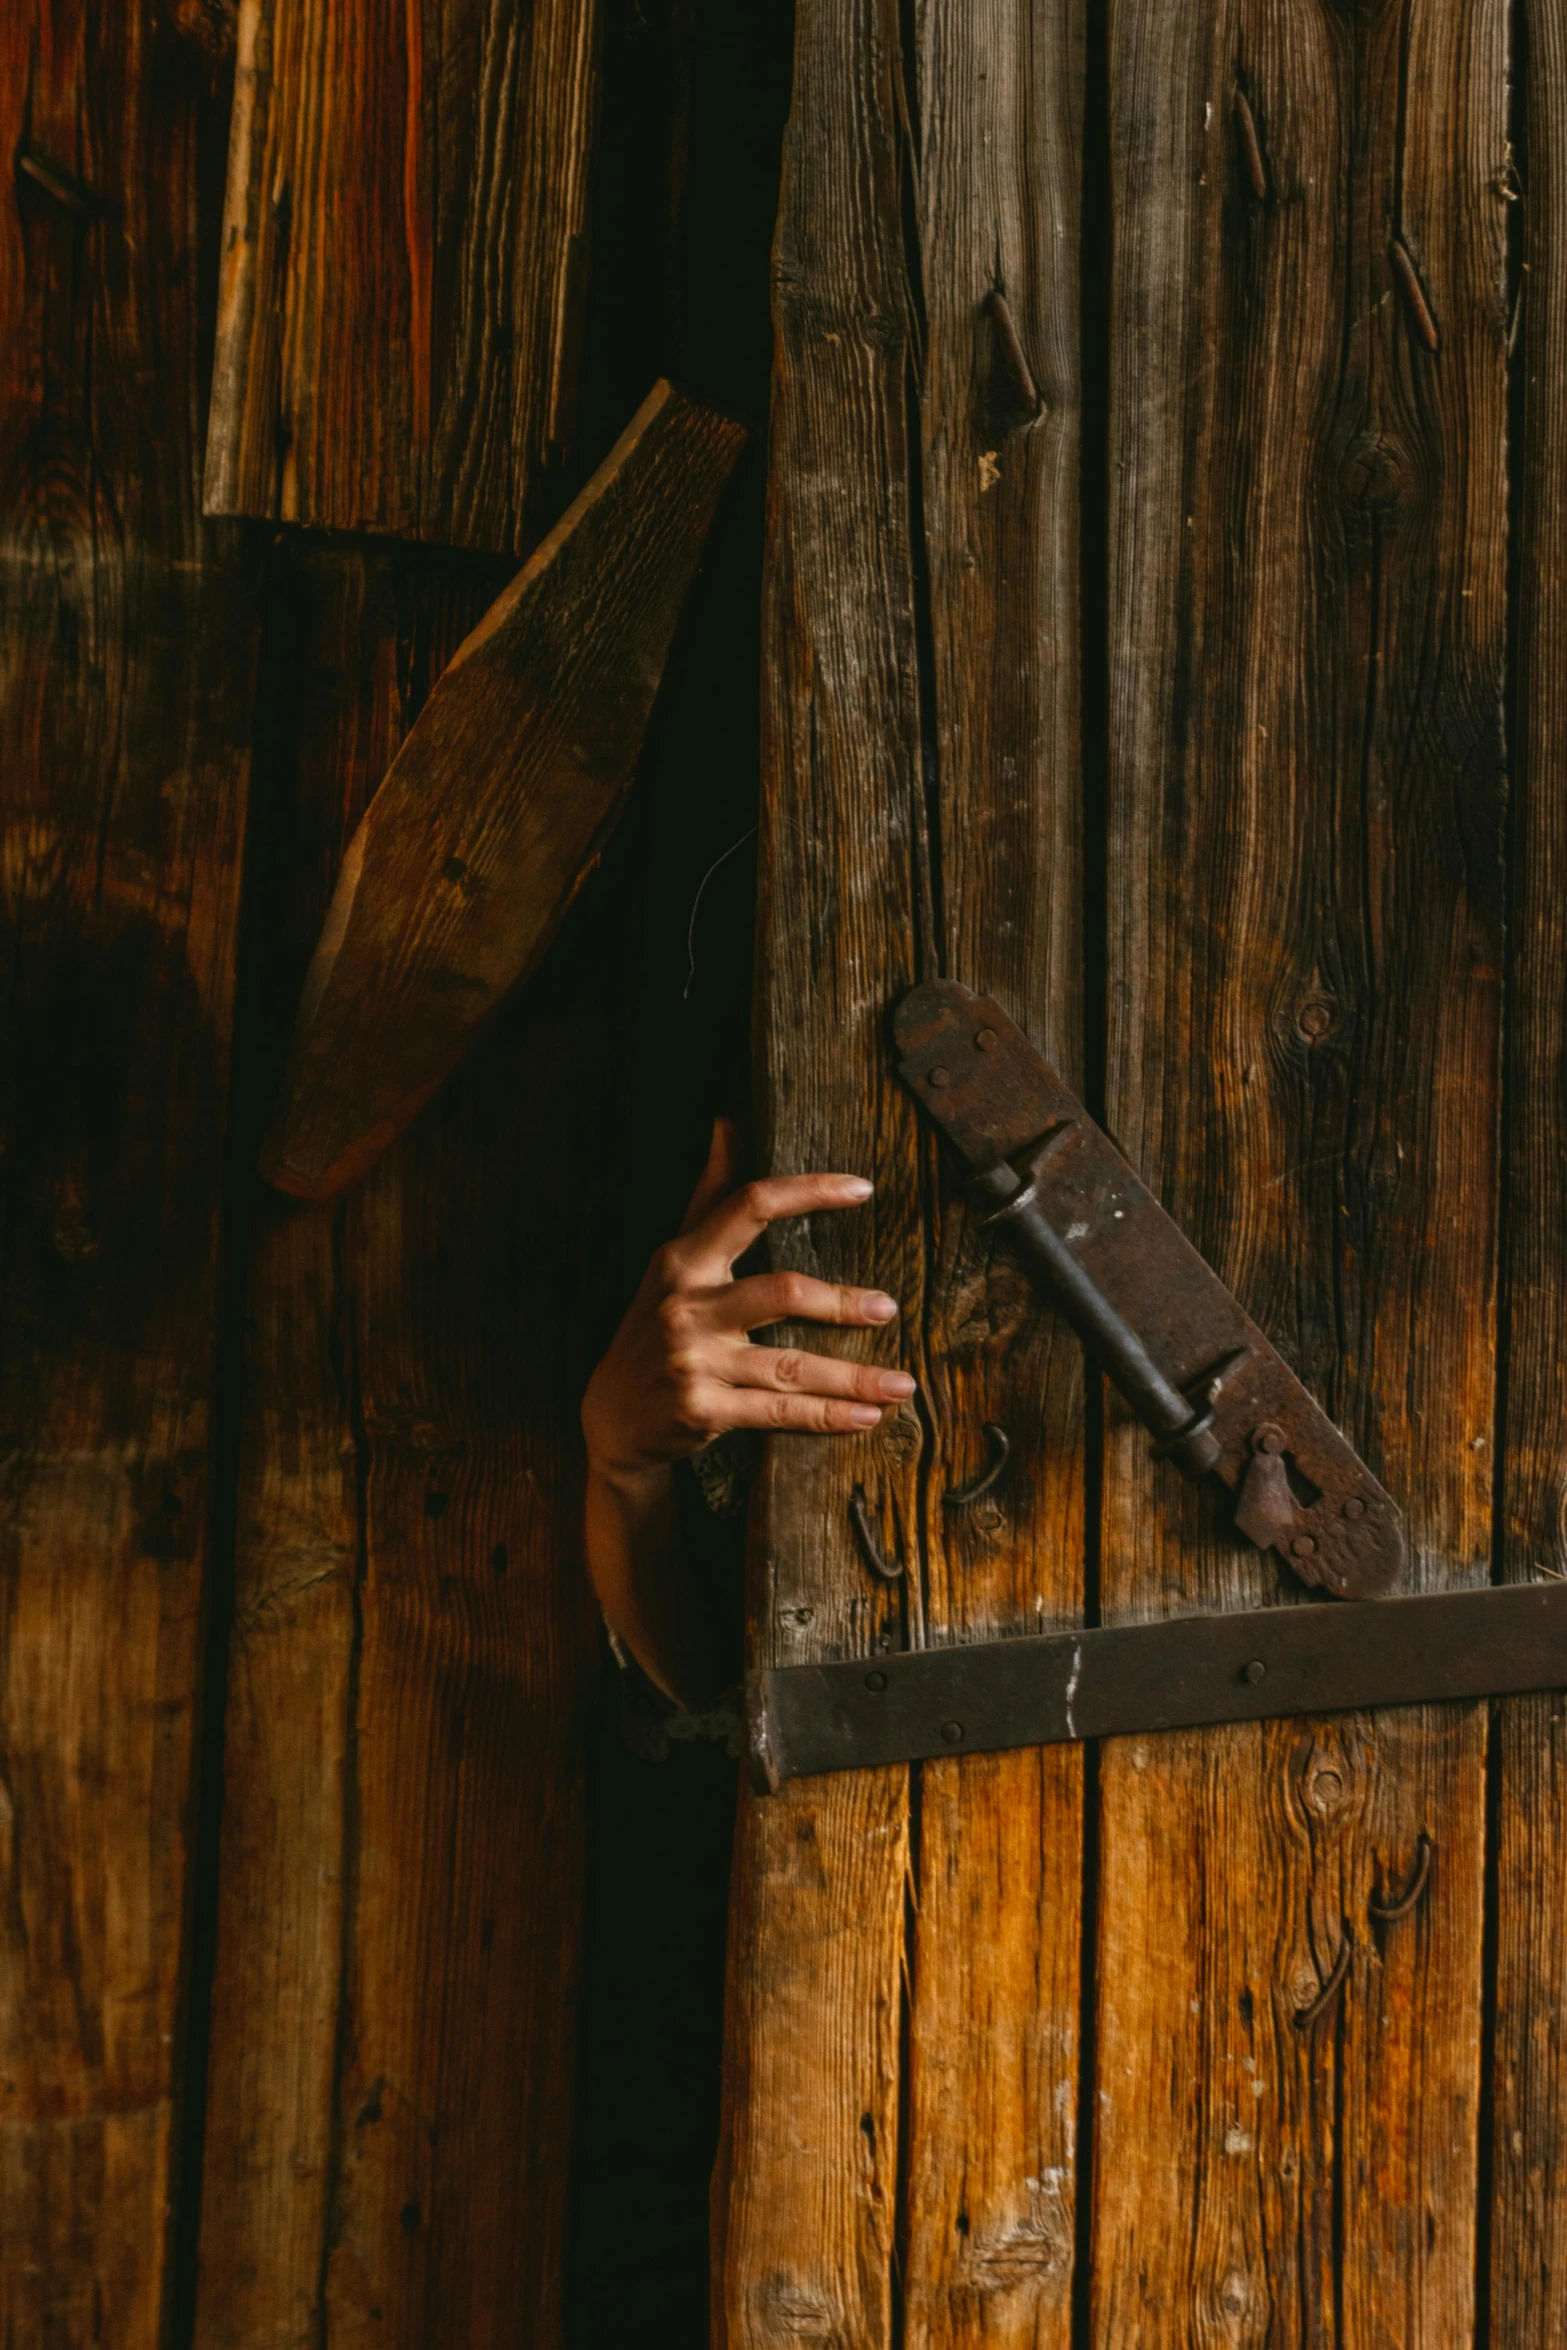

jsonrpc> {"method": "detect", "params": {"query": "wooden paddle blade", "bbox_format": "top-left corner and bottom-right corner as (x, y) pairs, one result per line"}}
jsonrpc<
(261, 382), (746, 1200)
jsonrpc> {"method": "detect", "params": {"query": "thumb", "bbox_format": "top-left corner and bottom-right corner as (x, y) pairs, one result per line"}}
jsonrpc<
(678, 1116), (742, 1235)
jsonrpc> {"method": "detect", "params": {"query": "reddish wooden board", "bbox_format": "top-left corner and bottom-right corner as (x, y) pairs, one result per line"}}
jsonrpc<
(204, 0), (599, 551)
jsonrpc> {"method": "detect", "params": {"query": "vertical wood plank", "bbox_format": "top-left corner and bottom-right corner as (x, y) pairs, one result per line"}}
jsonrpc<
(1094, 0), (1507, 2340)
(193, 546), (455, 2346)
(205, 0), (599, 552)
(719, 0), (1092, 2338)
(195, 539), (613, 2344)
(1491, 1), (1567, 2331)
(901, 0), (1088, 2341)
(0, 2), (258, 2337)
(713, 0), (925, 2337)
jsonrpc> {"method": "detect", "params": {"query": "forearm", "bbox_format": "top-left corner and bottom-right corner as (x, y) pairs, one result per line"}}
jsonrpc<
(583, 1460), (738, 1710)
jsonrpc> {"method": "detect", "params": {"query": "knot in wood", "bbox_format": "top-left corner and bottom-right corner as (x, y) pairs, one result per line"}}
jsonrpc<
(1335, 427), (1411, 520)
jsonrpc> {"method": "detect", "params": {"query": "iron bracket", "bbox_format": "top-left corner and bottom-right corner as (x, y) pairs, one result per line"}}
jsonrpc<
(749, 1582), (1567, 1789)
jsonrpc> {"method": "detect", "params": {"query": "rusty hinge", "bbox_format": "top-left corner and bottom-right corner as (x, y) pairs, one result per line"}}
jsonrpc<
(744, 982), (1550, 1791)
(894, 979), (1406, 1600)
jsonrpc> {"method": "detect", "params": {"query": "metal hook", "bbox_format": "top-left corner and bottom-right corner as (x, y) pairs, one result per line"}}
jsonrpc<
(1293, 1932), (1352, 2031)
(943, 1423), (1011, 1508)
(1369, 1832), (1432, 1923)
(849, 1486), (903, 1582)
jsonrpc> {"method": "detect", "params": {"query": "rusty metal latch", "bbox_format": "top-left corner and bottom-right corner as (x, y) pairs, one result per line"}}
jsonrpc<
(893, 979), (1406, 1601)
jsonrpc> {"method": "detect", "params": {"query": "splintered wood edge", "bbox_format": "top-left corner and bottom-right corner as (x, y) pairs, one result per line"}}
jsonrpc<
(258, 383), (745, 1198)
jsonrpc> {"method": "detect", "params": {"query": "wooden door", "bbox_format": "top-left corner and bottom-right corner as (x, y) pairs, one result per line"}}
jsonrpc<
(713, 0), (1560, 2338)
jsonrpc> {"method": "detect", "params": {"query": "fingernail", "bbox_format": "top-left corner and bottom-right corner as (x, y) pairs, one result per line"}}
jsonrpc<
(850, 1404), (882, 1427)
(864, 1292), (898, 1321)
(842, 1177), (874, 1200)
(880, 1371), (916, 1399)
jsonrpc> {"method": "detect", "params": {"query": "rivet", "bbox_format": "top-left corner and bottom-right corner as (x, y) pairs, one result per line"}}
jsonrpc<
(940, 1720), (965, 1744)
(1242, 1659), (1267, 1685)
(1342, 1497), (1366, 1521)
(865, 1670), (888, 1693)
(1292, 1535), (1317, 1558)
(975, 1028), (998, 1050)
(928, 1066), (951, 1088)
(1252, 1423), (1286, 1455)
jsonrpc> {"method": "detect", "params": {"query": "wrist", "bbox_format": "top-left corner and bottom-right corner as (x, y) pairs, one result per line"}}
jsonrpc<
(583, 1446), (674, 1502)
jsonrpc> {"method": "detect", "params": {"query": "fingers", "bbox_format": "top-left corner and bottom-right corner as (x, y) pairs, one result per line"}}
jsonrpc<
(677, 1116), (744, 1237)
(728, 1345), (916, 1405)
(682, 1171), (874, 1275)
(709, 1269), (899, 1335)
(715, 1387), (892, 1435)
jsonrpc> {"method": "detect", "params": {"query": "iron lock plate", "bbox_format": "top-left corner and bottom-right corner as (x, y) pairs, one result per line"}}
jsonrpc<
(893, 979), (1406, 1600)
(748, 1583), (1567, 1790)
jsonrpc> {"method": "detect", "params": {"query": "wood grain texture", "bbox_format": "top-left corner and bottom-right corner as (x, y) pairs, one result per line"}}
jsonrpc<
(713, 2), (922, 2332)
(262, 382), (745, 1202)
(204, 0), (599, 551)
(716, 0), (1087, 2338)
(1491, 3), (1567, 2331)
(195, 541), (616, 2346)
(1093, 0), (1507, 2339)
(0, 1), (257, 2338)
(899, 0), (1086, 2340)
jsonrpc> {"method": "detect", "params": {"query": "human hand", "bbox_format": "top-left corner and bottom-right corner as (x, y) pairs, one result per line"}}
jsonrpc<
(581, 1116), (915, 1485)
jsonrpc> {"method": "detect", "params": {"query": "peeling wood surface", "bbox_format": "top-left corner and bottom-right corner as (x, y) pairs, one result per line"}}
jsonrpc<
(0, 3), (257, 2338)
(194, 542), (615, 2345)
(715, 0), (1086, 2338)
(204, 0), (599, 551)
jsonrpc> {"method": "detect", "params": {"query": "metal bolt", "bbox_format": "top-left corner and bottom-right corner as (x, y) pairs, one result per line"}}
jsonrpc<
(1342, 1497), (1366, 1521)
(975, 1028), (998, 1050)
(1242, 1659), (1267, 1685)
(928, 1066), (951, 1088)
(864, 1670), (888, 1693)
(1292, 1535), (1317, 1558)
(940, 1720), (965, 1744)
(1252, 1423), (1286, 1455)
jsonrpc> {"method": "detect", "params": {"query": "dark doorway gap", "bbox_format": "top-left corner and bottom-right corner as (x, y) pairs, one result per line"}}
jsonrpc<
(563, 5), (794, 2343)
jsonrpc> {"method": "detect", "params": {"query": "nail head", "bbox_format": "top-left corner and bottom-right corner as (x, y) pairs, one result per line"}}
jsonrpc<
(1242, 1658), (1267, 1685)
(940, 1720), (965, 1744)
(928, 1066), (951, 1088)
(865, 1670), (888, 1693)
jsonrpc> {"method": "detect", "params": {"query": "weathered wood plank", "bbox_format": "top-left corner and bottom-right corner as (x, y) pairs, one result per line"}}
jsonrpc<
(192, 546), (455, 2349)
(205, 0), (599, 551)
(712, 0), (926, 2336)
(195, 539), (616, 2343)
(900, 0), (1087, 2340)
(1491, 5), (1567, 2330)
(262, 383), (745, 1203)
(0, 2), (258, 2337)
(717, 0), (1089, 2337)
(1093, 0), (1507, 2338)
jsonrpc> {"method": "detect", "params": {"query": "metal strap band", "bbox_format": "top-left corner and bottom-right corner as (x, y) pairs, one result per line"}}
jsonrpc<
(747, 1581), (1567, 1790)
